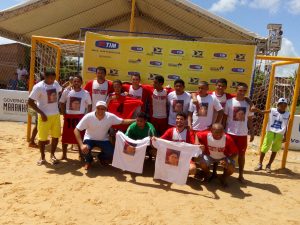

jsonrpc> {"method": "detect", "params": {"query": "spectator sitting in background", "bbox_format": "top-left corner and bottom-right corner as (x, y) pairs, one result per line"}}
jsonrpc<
(17, 64), (28, 81)
(7, 72), (19, 90)
(17, 74), (28, 91)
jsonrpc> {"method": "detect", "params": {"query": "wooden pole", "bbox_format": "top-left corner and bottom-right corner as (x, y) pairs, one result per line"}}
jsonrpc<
(129, 0), (136, 33)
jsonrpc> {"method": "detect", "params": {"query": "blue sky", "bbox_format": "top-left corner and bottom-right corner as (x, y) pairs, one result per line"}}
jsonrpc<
(0, 0), (299, 75)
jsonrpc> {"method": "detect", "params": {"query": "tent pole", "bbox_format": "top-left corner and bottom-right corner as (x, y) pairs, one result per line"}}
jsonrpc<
(129, 0), (136, 33)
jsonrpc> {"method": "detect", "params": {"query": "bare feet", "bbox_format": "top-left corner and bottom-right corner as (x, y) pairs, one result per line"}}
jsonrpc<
(238, 176), (246, 184)
(61, 155), (67, 160)
(29, 142), (39, 148)
(84, 163), (91, 170)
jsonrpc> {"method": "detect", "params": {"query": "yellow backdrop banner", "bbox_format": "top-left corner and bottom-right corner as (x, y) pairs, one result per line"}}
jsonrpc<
(83, 32), (256, 92)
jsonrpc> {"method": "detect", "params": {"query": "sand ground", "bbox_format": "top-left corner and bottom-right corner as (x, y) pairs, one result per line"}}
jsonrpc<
(0, 121), (300, 225)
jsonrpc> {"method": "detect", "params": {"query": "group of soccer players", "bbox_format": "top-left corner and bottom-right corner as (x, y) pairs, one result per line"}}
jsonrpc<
(29, 66), (257, 187)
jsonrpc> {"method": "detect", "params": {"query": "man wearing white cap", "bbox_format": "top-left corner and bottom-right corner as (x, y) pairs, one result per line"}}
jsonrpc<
(254, 97), (290, 173)
(74, 100), (135, 170)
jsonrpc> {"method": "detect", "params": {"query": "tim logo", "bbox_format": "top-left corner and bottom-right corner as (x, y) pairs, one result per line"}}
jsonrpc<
(168, 75), (180, 80)
(95, 40), (119, 49)
(128, 71), (140, 76)
(189, 65), (202, 70)
(209, 79), (218, 84)
(150, 61), (162, 66)
(171, 50), (184, 55)
(153, 47), (163, 55)
(109, 69), (119, 76)
(130, 46), (143, 52)
(234, 54), (246, 61)
(87, 67), (97, 73)
(214, 53), (227, 58)
(192, 50), (204, 58)
(210, 66), (224, 71)
(232, 68), (245, 73)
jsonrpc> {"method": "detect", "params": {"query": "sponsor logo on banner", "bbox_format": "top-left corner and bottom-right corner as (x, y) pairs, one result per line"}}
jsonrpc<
(189, 64), (203, 71)
(148, 73), (162, 80)
(188, 78), (199, 85)
(130, 46), (144, 52)
(213, 53), (227, 59)
(95, 40), (119, 49)
(128, 71), (141, 76)
(109, 69), (119, 76)
(153, 47), (163, 55)
(128, 58), (142, 64)
(167, 75), (180, 80)
(168, 63), (182, 67)
(210, 66), (224, 72)
(87, 67), (97, 73)
(170, 50), (184, 55)
(150, 61), (163, 67)
(230, 81), (240, 88)
(231, 68), (245, 73)
(2, 97), (28, 113)
(209, 79), (218, 84)
(192, 50), (204, 58)
(234, 53), (246, 61)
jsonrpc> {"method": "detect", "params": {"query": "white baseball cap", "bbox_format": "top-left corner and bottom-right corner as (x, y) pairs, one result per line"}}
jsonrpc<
(95, 101), (107, 108)
(277, 98), (288, 105)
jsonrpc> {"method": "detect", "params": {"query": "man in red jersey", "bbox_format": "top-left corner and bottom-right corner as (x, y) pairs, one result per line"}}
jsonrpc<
(195, 123), (238, 187)
(84, 66), (113, 110)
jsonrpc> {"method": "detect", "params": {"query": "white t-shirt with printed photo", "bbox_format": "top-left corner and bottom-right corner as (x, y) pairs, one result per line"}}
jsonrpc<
(189, 94), (223, 131)
(152, 138), (201, 185)
(92, 80), (110, 110)
(266, 108), (290, 135)
(60, 89), (91, 115)
(152, 89), (168, 119)
(167, 91), (191, 126)
(76, 111), (123, 141)
(112, 131), (150, 174)
(29, 80), (62, 116)
(224, 98), (253, 136)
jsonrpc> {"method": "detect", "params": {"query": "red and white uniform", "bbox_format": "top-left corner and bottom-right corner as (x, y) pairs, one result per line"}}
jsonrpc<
(123, 83), (150, 113)
(84, 79), (113, 110)
(197, 131), (238, 159)
(161, 127), (195, 144)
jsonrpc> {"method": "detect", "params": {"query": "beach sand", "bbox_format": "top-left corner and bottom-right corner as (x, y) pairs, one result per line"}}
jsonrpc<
(0, 121), (300, 225)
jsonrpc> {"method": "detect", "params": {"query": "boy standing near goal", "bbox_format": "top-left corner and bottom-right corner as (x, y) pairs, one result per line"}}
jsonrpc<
(254, 98), (290, 173)
(222, 82), (254, 183)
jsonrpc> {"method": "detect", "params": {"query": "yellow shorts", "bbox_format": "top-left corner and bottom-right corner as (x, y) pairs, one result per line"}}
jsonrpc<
(38, 114), (61, 141)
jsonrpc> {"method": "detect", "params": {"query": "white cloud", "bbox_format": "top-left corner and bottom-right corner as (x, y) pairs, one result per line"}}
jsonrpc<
(0, 37), (16, 45)
(209, 0), (240, 13)
(276, 38), (299, 77)
(248, 0), (281, 14)
(287, 0), (300, 15)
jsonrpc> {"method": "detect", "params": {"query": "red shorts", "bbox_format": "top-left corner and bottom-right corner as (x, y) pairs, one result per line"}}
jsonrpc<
(150, 117), (168, 136)
(62, 114), (84, 144)
(228, 134), (248, 154)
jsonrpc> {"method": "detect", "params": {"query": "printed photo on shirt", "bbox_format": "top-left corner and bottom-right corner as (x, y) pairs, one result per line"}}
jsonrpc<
(172, 100), (184, 113)
(47, 89), (57, 103)
(233, 107), (246, 121)
(197, 103), (208, 117)
(165, 148), (180, 166)
(123, 141), (137, 156)
(69, 97), (81, 111)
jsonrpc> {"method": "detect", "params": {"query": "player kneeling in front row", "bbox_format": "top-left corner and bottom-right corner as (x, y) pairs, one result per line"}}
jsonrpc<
(195, 123), (238, 187)
(74, 101), (135, 170)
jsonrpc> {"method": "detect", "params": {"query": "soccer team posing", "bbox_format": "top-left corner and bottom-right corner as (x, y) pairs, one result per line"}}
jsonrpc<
(28, 67), (290, 187)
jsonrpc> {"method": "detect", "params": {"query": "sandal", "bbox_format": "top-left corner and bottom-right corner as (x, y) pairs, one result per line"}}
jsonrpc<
(265, 165), (272, 173)
(254, 163), (263, 171)
(37, 159), (46, 166)
(50, 156), (59, 165)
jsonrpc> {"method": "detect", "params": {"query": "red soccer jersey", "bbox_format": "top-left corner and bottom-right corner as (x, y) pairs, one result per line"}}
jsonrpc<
(196, 131), (238, 159)
(161, 127), (195, 144)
